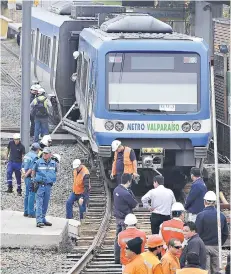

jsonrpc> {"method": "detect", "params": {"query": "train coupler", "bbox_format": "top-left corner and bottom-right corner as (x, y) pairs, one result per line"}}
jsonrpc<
(139, 147), (165, 170)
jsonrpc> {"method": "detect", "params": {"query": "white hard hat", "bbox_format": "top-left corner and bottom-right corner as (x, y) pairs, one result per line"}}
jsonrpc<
(111, 140), (121, 152)
(171, 202), (185, 212)
(73, 51), (80, 59)
(73, 159), (81, 169)
(37, 87), (45, 95)
(124, 213), (137, 226)
(52, 153), (61, 163)
(31, 84), (41, 91)
(204, 191), (217, 201)
(40, 135), (52, 146)
(13, 133), (20, 139)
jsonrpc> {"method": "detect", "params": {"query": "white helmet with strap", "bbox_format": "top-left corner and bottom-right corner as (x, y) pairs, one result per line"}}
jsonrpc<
(37, 87), (45, 95)
(111, 140), (121, 152)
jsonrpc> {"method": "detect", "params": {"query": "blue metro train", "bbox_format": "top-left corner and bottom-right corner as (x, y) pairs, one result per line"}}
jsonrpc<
(31, 5), (211, 187)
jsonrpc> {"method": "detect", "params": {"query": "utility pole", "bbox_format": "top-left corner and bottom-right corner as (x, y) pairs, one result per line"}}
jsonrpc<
(20, 0), (32, 152)
(211, 67), (223, 271)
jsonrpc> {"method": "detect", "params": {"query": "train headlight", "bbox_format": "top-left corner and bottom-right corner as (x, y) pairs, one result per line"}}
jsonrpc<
(182, 122), (191, 132)
(115, 121), (124, 132)
(192, 121), (201, 131)
(104, 121), (114, 131)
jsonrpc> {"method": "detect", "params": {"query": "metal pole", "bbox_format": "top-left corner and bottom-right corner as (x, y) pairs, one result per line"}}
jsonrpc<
(20, 0), (32, 152)
(211, 66), (223, 270)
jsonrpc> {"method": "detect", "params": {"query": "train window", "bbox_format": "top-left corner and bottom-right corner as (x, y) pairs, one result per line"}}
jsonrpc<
(39, 34), (51, 66)
(76, 53), (83, 90)
(31, 30), (35, 55)
(50, 36), (57, 89)
(81, 57), (89, 95)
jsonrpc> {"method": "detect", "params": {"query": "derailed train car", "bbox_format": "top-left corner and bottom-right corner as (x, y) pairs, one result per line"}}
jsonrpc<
(31, 4), (212, 188)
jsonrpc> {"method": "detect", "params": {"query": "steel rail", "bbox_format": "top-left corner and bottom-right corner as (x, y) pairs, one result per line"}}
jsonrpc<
(1, 67), (21, 89)
(67, 158), (112, 274)
(1, 42), (20, 59)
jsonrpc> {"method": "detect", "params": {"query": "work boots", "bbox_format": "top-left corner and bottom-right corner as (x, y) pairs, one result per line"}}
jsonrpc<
(17, 189), (22, 196)
(5, 186), (13, 193)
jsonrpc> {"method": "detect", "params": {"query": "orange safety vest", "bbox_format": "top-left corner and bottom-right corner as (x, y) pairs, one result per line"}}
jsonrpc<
(176, 268), (208, 274)
(161, 251), (180, 274)
(73, 165), (90, 195)
(123, 254), (149, 274)
(118, 228), (146, 265)
(112, 146), (135, 176)
(161, 219), (184, 245)
(141, 251), (164, 274)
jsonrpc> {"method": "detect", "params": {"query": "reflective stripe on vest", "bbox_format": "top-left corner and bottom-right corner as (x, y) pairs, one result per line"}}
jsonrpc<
(161, 219), (184, 244)
(112, 146), (134, 176)
(73, 165), (90, 195)
(141, 252), (161, 272)
(38, 166), (56, 170)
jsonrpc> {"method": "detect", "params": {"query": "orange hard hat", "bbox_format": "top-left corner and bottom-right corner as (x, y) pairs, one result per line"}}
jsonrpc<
(147, 235), (165, 248)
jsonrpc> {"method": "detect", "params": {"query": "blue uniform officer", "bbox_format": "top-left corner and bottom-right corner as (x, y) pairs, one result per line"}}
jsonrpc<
(22, 142), (41, 218)
(32, 147), (57, 228)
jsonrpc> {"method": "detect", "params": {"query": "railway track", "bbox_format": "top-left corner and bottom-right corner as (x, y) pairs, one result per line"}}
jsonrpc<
(1, 66), (21, 89)
(1, 41), (20, 59)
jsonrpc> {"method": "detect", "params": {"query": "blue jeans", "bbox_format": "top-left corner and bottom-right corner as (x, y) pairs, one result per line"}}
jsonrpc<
(66, 192), (87, 220)
(114, 220), (125, 262)
(24, 177), (35, 216)
(36, 184), (51, 224)
(7, 161), (22, 191)
(34, 117), (49, 142)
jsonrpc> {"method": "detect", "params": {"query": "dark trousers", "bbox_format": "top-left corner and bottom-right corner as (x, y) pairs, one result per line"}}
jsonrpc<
(30, 115), (35, 136)
(150, 213), (170, 234)
(7, 161), (22, 191)
(114, 219), (124, 262)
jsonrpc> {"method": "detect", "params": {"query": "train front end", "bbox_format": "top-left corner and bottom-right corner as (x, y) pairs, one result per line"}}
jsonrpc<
(93, 39), (211, 178)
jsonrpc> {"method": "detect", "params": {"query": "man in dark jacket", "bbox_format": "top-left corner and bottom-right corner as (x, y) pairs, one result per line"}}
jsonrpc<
(180, 221), (207, 270)
(185, 167), (207, 222)
(196, 191), (229, 274)
(113, 173), (138, 264)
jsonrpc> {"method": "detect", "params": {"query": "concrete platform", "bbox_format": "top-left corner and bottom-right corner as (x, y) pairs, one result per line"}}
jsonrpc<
(1, 210), (69, 250)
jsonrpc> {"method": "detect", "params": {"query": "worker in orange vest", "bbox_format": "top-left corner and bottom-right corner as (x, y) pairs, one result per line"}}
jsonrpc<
(118, 214), (146, 270)
(123, 237), (149, 274)
(110, 140), (138, 184)
(141, 235), (164, 274)
(159, 202), (185, 258)
(161, 238), (181, 274)
(66, 159), (90, 220)
(176, 252), (208, 274)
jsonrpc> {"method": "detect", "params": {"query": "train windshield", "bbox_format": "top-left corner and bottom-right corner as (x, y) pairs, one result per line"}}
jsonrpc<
(106, 52), (200, 113)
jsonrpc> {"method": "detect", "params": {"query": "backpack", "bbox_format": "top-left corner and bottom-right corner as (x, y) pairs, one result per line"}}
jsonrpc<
(34, 97), (48, 118)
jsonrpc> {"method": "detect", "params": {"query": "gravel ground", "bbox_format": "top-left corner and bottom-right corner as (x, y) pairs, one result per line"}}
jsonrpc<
(0, 39), (84, 273)
(1, 40), (21, 128)
(1, 144), (84, 219)
(1, 248), (67, 274)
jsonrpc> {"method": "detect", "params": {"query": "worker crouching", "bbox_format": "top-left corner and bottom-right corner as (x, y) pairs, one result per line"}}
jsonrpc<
(66, 159), (90, 221)
(31, 147), (58, 227)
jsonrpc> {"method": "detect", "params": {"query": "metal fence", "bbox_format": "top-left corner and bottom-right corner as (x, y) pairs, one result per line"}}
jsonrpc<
(216, 119), (230, 161)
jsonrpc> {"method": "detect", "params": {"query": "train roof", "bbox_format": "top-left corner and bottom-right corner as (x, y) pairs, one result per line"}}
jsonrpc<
(32, 7), (73, 28)
(83, 27), (203, 42)
(81, 14), (203, 43)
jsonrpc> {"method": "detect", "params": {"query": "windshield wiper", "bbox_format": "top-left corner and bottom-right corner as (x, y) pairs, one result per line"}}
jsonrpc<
(112, 109), (168, 115)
